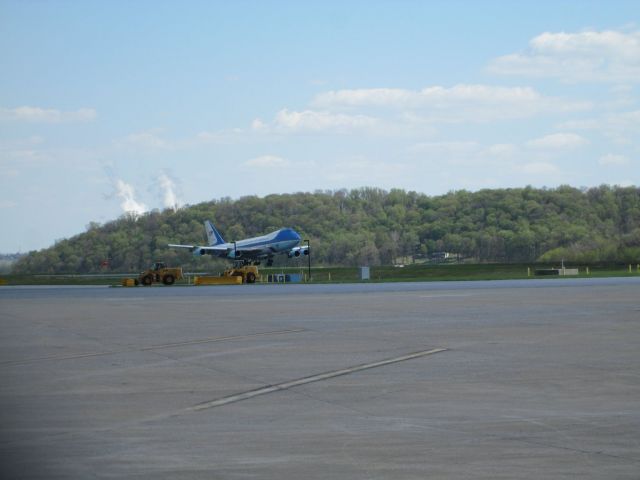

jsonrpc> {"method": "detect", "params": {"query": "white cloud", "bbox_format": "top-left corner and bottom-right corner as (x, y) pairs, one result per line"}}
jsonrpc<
(251, 118), (267, 131)
(598, 154), (629, 166)
(406, 141), (519, 168)
(0, 200), (17, 209)
(245, 155), (290, 168)
(196, 128), (246, 144)
(486, 143), (517, 157)
(604, 109), (640, 130)
(253, 84), (590, 140)
(0, 106), (96, 123)
(311, 85), (590, 122)
(156, 172), (182, 209)
(488, 29), (640, 83)
(557, 110), (640, 145)
(313, 85), (557, 109)
(26, 136), (45, 145)
(409, 141), (517, 160)
(525, 133), (589, 149)
(555, 119), (601, 130)
(118, 130), (170, 150)
(521, 162), (560, 175)
(320, 156), (410, 185)
(259, 109), (379, 133)
(405, 138), (591, 184)
(531, 30), (639, 58)
(114, 179), (148, 215)
(313, 88), (416, 108)
(408, 141), (481, 155)
(1, 149), (45, 163)
(0, 168), (19, 178)
(604, 84), (637, 109)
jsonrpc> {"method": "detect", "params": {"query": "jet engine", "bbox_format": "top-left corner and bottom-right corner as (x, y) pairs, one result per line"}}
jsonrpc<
(288, 246), (309, 258)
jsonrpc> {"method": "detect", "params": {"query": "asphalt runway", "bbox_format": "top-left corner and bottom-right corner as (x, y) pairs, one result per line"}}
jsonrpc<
(1, 278), (639, 479)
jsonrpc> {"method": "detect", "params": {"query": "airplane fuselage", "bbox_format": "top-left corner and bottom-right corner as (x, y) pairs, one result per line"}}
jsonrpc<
(223, 228), (301, 259)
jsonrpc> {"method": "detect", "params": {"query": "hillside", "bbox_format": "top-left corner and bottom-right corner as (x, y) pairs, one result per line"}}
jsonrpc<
(12, 185), (640, 274)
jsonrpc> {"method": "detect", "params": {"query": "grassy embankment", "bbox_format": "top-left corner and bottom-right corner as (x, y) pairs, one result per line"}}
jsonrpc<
(262, 263), (640, 283)
(2, 263), (639, 286)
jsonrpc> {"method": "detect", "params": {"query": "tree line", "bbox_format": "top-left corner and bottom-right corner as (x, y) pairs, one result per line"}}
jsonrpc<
(12, 185), (640, 274)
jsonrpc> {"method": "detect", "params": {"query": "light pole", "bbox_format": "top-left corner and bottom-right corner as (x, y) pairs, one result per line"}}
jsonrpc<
(304, 239), (311, 281)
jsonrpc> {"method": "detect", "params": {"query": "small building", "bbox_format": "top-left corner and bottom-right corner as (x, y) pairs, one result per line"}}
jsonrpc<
(360, 267), (370, 280)
(535, 268), (579, 276)
(560, 268), (579, 276)
(431, 252), (458, 262)
(267, 273), (303, 283)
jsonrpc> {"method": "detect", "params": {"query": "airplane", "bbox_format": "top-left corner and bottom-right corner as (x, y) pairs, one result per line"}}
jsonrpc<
(169, 220), (309, 266)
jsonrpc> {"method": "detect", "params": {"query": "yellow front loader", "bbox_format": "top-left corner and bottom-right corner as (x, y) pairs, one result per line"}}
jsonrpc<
(221, 265), (259, 284)
(137, 262), (183, 286)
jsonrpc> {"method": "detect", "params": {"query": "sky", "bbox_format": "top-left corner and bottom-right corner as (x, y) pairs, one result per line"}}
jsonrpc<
(1, 0), (639, 252)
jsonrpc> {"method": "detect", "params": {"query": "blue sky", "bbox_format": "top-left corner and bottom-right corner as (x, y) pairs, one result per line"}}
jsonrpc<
(1, 1), (639, 252)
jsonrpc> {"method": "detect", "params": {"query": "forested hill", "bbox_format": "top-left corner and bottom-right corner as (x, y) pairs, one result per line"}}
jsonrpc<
(12, 186), (640, 274)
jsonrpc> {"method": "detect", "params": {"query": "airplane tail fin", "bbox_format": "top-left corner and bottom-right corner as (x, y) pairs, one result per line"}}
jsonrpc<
(204, 220), (225, 246)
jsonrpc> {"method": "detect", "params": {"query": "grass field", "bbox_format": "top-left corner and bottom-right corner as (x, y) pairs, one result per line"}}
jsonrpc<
(261, 263), (640, 283)
(2, 262), (639, 286)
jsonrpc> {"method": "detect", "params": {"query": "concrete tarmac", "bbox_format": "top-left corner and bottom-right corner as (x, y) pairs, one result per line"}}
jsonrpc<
(1, 278), (639, 479)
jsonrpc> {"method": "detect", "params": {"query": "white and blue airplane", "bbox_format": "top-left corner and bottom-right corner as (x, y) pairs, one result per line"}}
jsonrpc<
(169, 221), (308, 266)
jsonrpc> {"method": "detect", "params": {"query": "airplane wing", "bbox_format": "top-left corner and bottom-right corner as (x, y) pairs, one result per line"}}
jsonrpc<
(199, 245), (229, 253)
(168, 244), (229, 255)
(235, 245), (276, 257)
(168, 244), (196, 250)
(236, 246), (270, 253)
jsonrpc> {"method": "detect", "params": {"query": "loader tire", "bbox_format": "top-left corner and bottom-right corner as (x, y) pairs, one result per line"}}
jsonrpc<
(246, 272), (256, 284)
(141, 275), (153, 286)
(162, 274), (175, 285)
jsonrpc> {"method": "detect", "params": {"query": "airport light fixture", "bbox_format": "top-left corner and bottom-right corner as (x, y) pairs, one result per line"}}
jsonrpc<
(304, 239), (311, 281)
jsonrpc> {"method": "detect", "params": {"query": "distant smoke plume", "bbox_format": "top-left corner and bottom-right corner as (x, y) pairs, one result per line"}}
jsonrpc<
(115, 179), (148, 215)
(157, 172), (181, 210)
